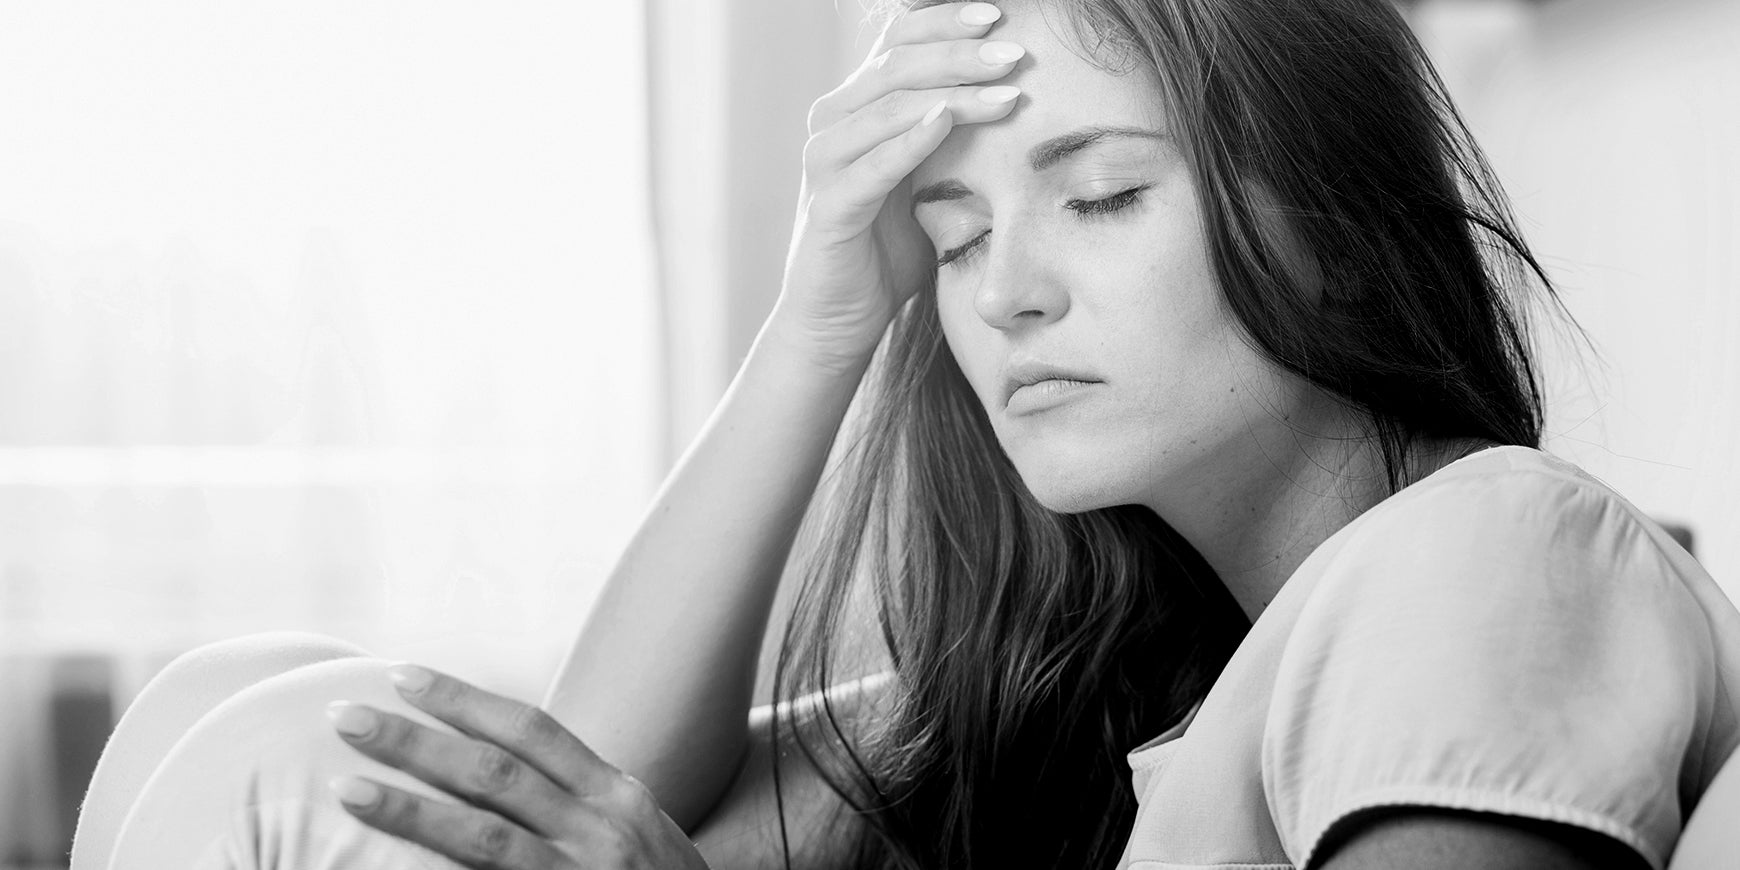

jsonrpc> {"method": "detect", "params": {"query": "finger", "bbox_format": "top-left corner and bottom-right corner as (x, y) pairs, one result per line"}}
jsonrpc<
(874, 2), (1003, 56)
(381, 665), (608, 791)
(819, 36), (1023, 131)
(332, 776), (576, 870)
(328, 701), (577, 839)
(807, 84), (1021, 175)
(807, 100), (960, 238)
(809, 1), (1012, 133)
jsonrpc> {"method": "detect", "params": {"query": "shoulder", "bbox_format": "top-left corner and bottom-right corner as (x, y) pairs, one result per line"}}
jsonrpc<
(1284, 445), (1705, 682)
(1319, 446), (1678, 605)
(1360, 445), (1641, 542)
(1262, 448), (1712, 870)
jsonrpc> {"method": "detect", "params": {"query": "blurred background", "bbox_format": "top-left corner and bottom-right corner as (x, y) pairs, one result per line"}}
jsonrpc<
(0, 0), (1734, 864)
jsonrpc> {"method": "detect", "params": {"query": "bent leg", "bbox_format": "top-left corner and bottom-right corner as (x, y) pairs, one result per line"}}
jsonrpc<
(73, 632), (372, 870)
(104, 655), (485, 869)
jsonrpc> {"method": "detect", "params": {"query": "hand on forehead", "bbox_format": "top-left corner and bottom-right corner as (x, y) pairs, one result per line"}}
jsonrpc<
(910, 0), (1170, 190)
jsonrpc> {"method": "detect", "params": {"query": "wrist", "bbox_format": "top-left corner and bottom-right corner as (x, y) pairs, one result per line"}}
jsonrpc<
(758, 304), (888, 381)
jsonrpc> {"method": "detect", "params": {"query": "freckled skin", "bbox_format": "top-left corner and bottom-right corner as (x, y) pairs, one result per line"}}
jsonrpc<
(909, 0), (1474, 622)
(913, 0), (1333, 520)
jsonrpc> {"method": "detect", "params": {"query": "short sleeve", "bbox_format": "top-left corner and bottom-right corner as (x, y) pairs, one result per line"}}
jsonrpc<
(1261, 471), (1716, 870)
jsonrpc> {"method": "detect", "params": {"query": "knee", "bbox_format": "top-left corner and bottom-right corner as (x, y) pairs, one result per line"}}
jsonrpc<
(109, 657), (459, 867)
(147, 654), (449, 790)
(133, 631), (373, 716)
(76, 633), (375, 870)
(92, 632), (371, 804)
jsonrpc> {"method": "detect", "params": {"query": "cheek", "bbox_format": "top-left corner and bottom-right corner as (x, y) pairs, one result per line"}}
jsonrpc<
(1092, 232), (1243, 419)
(1129, 213), (1223, 341)
(935, 290), (995, 397)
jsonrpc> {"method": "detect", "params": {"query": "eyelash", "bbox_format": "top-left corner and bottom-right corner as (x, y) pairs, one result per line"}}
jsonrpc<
(934, 185), (1150, 269)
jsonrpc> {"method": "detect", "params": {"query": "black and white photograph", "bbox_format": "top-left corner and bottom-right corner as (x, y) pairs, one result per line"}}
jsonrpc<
(1, 0), (1737, 867)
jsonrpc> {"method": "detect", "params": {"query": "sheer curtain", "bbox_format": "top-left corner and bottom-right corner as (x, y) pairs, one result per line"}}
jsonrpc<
(0, 2), (656, 860)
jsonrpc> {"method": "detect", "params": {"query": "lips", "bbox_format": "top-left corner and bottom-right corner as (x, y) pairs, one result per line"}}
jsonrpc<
(1001, 360), (1103, 408)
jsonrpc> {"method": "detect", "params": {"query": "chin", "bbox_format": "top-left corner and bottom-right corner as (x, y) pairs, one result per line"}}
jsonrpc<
(998, 427), (1152, 513)
(1015, 463), (1134, 515)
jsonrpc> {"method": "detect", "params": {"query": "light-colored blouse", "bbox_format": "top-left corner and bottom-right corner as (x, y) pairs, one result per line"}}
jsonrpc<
(1117, 445), (1740, 870)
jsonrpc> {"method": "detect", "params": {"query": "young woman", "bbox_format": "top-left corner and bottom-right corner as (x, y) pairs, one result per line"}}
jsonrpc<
(74, 0), (1740, 868)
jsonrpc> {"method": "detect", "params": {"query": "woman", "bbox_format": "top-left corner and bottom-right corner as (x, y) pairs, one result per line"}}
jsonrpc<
(74, 0), (1740, 868)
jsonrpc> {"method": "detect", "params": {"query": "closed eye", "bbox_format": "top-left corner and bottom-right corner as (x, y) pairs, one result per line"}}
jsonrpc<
(1066, 184), (1148, 218)
(934, 185), (1151, 269)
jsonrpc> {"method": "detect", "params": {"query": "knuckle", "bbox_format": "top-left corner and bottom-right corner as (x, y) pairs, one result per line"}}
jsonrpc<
(468, 818), (514, 861)
(428, 673), (464, 706)
(600, 828), (632, 862)
(953, 40), (980, 67)
(860, 143), (900, 181)
(607, 772), (657, 817)
(806, 98), (830, 136)
(470, 745), (521, 794)
(871, 91), (907, 125)
(801, 133), (833, 174)
(878, 43), (910, 72)
(381, 790), (420, 828)
(374, 715), (416, 753)
(586, 814), (634, 862)
(810, 81), (854, 131)
(508, 704), (558, 747)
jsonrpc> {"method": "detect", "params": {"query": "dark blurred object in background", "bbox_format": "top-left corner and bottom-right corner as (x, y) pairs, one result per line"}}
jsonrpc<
(50, 656), (111, 866)
(1661, 523), (1697, 559)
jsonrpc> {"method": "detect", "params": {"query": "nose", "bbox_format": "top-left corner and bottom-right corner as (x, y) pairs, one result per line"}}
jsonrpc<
(972, 227), (1069, 331)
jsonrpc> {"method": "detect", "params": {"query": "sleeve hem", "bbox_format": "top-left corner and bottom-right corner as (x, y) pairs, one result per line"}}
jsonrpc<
(1296, 786), (1665, 870)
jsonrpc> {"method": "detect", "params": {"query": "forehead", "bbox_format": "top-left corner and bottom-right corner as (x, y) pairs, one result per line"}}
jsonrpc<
(912, 0), (1169, 184)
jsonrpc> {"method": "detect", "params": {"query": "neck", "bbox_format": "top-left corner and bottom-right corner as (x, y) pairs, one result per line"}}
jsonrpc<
(1144, 403), (1485, 625)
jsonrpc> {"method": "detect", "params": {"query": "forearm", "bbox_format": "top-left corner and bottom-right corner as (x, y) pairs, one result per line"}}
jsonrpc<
(543, 309), (873, 831)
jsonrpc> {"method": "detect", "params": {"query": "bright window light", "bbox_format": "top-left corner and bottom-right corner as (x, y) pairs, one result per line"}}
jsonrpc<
(0, 2), (659, 679)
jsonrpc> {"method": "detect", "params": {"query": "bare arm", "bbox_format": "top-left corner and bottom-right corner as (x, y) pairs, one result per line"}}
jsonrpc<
(1315, 808), (1649, 870)
(543, 321), (871, 831)
(541, 0), (1022, 837)
(692, 672), (892, 870)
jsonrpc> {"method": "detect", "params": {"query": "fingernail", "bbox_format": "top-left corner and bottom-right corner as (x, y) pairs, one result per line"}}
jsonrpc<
(959, 3), (1001, 26)
(386, 663), (433, 695)
(978, 41), (1024, 66)
(978, 86), (1021, 106)
(331, 776), (381, 809)
(922, 100), (948, 126)
(326, 702), (377, 738)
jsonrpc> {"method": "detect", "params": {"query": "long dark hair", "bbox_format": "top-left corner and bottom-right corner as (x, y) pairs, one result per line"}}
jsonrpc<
(771, 0), (1575, 867)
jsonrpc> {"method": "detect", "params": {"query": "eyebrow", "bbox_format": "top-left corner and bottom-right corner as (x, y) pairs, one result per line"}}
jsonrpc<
(911, 125), (1168, 208)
